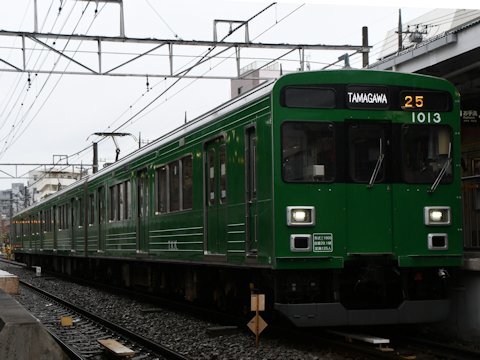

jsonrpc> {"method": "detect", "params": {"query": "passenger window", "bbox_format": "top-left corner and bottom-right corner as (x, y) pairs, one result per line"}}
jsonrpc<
(182, 155), (193, 210)
(169, 161), (180, 212)
(282, 122), (335, 182)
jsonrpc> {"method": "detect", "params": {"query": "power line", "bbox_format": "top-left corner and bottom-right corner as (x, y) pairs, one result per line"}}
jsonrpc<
(0, 1), (107, 160)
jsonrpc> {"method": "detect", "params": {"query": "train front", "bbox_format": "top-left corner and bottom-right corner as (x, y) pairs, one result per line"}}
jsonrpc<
(270, 70), (462, 326)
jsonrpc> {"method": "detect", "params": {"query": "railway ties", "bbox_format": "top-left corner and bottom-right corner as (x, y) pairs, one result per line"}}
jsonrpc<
(327, 330), (394, 352)
(17, 281), (190, 360)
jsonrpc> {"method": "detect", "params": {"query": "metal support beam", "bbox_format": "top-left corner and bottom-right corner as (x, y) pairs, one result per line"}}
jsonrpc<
(214, 19), (250, 43)
(78, 0), (125, 36)
(299, 48), (305, 71)
(169, 43), (173, 76)
(27, 35), (98, 74)
(97, 38), (102, 73)
(0, 29), (370, 79)
(235, 46), (241, 77)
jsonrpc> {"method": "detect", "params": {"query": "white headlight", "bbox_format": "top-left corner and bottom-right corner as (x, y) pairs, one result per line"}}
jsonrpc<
(287, 206), (315, 226)
(292, 210), (307, 222)
(430, 210), (443, 222)
(424, 206), (451, 226)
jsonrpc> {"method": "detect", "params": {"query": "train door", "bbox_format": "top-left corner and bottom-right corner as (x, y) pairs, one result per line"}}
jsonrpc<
(246, 127), (258, 256)
(136, 169), (149, 253)
(205, 138), (227, 255)
(346, 122), (393, 254)
(97, 186), (105, 252)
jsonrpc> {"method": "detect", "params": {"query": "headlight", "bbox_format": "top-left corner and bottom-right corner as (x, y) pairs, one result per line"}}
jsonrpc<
(424, 206), (451, 226)
(287, 206), (315, 226)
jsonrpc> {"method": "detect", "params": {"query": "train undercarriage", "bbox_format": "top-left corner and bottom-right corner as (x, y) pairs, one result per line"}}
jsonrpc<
(15, 253), (453, 327)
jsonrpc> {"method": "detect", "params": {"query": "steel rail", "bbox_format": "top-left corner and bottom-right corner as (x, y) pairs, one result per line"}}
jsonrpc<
(19, 279), (190, 360)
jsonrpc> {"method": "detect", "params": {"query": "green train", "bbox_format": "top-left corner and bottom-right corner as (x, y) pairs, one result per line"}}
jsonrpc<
(12, 70), (462, 326)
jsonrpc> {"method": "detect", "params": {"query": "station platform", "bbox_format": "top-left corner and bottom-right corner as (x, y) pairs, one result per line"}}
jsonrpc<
(463, 252), (480, 271)
(0, 272), (67, 359)
(444, 252), (480, 341)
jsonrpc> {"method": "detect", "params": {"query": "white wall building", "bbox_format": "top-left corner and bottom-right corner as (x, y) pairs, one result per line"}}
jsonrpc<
(27, 167), (85, 203)
(230, 62), (283, 98)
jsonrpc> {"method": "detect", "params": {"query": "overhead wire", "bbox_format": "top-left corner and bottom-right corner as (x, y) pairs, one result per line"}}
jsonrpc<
(10, 4), (475, 191)
(0, 0), (72, 151)
(0, 4), (109, 191)
(12, 3), (110, 191)
(123, 3), (307, 130)
(94, 2), (279, 142)
(0, 1), (95, 158)
(0, 0), (57, 132)
(144, 0), (182, 39)
(0, 0), (31, 100)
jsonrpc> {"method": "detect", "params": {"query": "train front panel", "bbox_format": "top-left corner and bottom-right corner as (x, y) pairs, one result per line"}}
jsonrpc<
(270, 70), (462, 326)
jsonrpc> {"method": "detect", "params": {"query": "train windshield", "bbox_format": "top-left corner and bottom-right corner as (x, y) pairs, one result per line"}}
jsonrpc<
(348, 123), (386, 183)
(281, 122), (335, 182)
(401, 124), (452, 184)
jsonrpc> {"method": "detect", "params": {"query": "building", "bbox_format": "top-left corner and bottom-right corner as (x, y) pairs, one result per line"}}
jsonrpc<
(230, 62), (283, 98)
(27, 167), (85, 203)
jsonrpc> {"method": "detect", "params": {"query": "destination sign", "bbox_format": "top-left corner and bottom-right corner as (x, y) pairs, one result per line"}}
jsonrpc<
(346, 86), (389, 110)
(400, 90), (450, 111)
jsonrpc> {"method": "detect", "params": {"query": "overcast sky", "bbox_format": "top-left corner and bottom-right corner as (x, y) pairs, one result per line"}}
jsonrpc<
(0, 0), (478, 189)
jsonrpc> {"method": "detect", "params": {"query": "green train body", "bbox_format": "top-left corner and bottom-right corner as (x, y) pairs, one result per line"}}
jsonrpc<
(12, 70), (462, 326)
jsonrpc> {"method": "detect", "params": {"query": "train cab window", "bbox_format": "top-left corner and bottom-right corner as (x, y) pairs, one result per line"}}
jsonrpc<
(282, 122), (335, 182)
(402, 124), (452, 184)
(348, 123), (386, 183)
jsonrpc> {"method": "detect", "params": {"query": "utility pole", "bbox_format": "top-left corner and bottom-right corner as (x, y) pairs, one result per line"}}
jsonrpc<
(93, 142), (99, 174)
(397, 9), (403, 52)
(362, 26), (369, 68)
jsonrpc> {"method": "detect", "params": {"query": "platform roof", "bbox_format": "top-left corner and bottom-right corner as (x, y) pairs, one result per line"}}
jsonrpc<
(369, 9), (480, 108)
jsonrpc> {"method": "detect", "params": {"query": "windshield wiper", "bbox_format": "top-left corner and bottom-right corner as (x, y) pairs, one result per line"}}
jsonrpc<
(429, 142), (452, 193)
(368, 138), (384, 188)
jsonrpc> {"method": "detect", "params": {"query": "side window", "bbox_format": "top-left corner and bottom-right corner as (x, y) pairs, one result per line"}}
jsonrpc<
(88, 194), (95, 225)
(125, 181), (131, 219)
(169, 160), (180, 212)
(219, 146), (227, 203)
(156, 166), (168, 214)
(208, 149), (215, 206)
(109, 185), (118, 221)
(119, 183), (124, 220)
(155, 154), (194, 215)
(182, 155), (193, 210)
(78, 198), (84, 227)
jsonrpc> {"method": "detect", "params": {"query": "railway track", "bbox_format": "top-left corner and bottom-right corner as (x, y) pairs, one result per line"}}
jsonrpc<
(18, 280), (189, 360)
(394, 335), (480, 360)
(4, 258), (480, 360)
